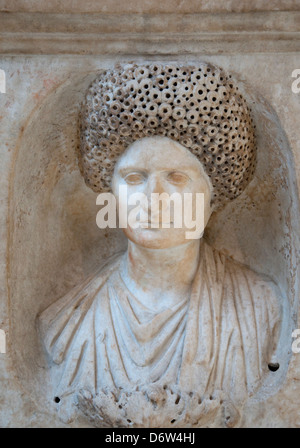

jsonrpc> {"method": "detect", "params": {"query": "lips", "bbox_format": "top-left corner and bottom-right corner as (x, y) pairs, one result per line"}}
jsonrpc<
(140, 221), (175, 226)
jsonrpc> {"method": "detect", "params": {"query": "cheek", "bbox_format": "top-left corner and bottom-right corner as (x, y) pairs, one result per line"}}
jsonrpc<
(193, 181), (212, 208)
(111, 175), (120, 196)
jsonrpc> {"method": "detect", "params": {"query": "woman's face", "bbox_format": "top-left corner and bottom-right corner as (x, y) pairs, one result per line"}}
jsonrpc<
(112, 136), (213, 249)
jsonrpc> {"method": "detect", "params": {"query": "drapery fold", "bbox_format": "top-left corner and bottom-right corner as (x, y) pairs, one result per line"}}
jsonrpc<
(39, 241), (280, 407)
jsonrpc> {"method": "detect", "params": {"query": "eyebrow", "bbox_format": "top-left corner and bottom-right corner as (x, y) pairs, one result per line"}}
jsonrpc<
(118, 167), (148, 176)
(117, 166), (201, 175)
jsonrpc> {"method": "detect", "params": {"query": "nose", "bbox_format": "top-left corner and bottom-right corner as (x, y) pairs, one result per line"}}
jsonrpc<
(146, 174), (165, 198)
(143, 175), (170, 220)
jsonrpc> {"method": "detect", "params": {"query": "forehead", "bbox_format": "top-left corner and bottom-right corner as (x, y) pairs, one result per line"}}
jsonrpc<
(116, 137), (201, 172)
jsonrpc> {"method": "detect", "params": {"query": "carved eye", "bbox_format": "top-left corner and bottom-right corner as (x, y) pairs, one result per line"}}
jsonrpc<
(166, 171), (190, 185)
(124, 172), (145, 185)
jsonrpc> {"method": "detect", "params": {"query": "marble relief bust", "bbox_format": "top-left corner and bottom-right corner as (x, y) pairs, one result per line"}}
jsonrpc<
(38, 63), (282, 427)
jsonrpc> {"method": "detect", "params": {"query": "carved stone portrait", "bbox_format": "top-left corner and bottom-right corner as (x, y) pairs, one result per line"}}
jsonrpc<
(37, 63), (283, 427)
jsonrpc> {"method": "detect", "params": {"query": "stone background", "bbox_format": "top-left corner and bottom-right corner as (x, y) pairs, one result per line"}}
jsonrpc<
(0, 1), (299, 427)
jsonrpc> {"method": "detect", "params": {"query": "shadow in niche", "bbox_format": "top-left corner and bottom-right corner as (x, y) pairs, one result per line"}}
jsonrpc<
(205, 87), (299, 396)
(7, 69), (299, 421)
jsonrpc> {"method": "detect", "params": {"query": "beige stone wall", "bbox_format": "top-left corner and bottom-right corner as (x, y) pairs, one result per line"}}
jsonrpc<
(0, 3), (299, 427)
(1, 0), (299, 13)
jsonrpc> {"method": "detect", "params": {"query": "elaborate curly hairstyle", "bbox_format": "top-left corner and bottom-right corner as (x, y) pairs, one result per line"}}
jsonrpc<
(78, 62), (256, 208)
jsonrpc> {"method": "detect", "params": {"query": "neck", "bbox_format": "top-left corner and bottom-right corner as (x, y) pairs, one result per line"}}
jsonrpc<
(121, 239), (201, 307)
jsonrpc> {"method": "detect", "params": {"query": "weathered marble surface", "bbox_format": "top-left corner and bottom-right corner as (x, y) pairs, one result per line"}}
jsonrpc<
(0, 4), (300, 428)
(0, 9), (299, 55)
(1, 0), (298, 13)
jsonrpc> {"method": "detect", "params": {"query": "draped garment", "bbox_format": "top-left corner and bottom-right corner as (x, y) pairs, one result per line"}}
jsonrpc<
(39, 241), (281, 410)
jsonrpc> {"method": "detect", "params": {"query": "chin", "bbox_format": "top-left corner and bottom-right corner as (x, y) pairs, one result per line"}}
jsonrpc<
(123, 226), (190, 249)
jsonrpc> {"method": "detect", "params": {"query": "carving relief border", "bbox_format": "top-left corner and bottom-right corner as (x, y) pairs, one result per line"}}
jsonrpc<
(0, 11), (300, 55)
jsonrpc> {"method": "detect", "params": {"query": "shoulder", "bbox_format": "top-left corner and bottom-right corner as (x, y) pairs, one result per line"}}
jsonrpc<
(220, 250), (281, 327)
(225, 253), (279, 296)
(203, 241), (281, 321)
(37, 252), (123, 364)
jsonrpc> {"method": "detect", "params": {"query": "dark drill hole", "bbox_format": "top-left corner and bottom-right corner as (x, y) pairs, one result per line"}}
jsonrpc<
(268, 362), (280, 372)
(54, 396), (61, 403)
